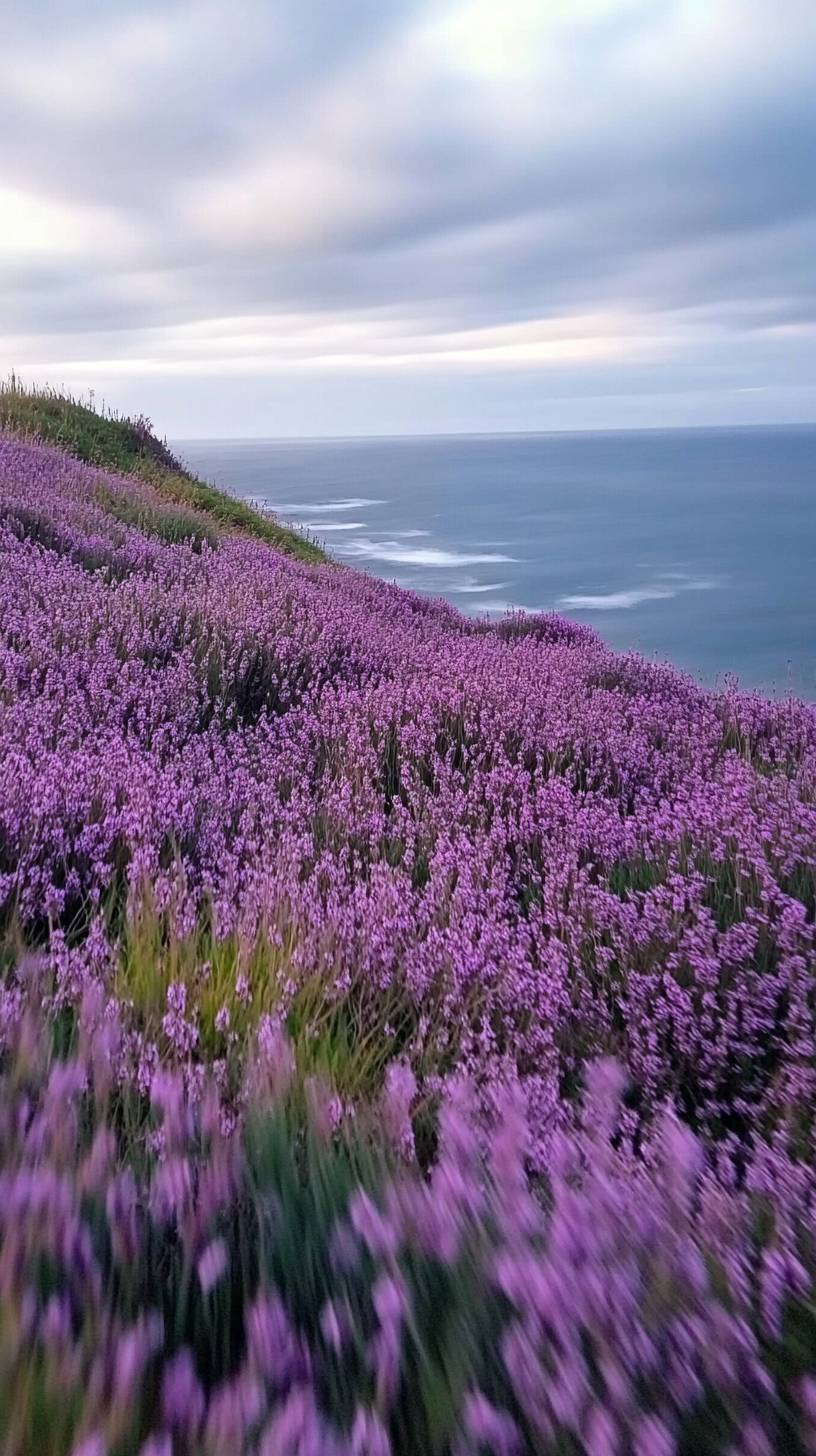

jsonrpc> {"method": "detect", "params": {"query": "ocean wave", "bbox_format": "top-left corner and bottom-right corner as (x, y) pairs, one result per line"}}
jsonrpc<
(455, 579), (510, 594)
(559, 577), (717, 611)
(303, 521), (366, 531)
(267, 497), (385, 513)
(338, 538), (516, 567)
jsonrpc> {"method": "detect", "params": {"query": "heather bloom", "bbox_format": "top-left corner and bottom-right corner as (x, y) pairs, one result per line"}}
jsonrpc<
(349, 1190), (400, 1258)
(584, 1404), (620, 1456)
(41, 1292), (72, 1350)
(151, 1154), (193, 1225)
(113, 1312), (163, 1403)
(370, 1276), (407, 1411)
(759, 1245), (809, 1338)
(247, 1292), (309, 1387)
(801, 1375), (816, 1421)
(381, 1061), (416, 1160)
(372, 1273), (407, 1326)
(633, 1414), (676, 1456)
(461, 1390), (521, 1455)
(305, 1075), (343, 1140)
(46, 1057), (86, 1105)
(150, 1068), (190, 1147)
(253, 1014), (295, 1102)
(161, 983), (198, 1057)
(81, 1127), (116, 1195)
(5, 1006), (816, 1451)
(2, 433), (815, 1165)
(72, 1437), (106, 1456)
(736, 1420), (773, 1456)
(138, 1437), (172, 1456)
(162, 1347), (205, 1432)
(320, 1299), (349, 1352)
(257, 1388), (329, 1456)
(204, 1370), (265, 1452)
(2, 429), (816, 1454)
(351, 1407), (392, 1456)
(106, 1168), (140, 1263)
(197, 1236), (228, 1293)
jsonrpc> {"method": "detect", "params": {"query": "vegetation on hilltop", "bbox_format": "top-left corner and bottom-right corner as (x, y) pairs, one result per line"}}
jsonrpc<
(0, 374), (326, 563)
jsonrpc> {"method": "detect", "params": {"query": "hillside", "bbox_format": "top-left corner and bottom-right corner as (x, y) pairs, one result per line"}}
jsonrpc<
(2, 406), (816, 1454)
(0, 377), (326, 563)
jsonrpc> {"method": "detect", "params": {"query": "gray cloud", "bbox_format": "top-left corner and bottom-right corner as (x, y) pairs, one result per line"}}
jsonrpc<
(1, 0), (815, 433)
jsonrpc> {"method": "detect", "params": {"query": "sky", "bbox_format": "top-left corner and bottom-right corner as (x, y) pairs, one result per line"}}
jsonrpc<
(2, 0), (816, 438)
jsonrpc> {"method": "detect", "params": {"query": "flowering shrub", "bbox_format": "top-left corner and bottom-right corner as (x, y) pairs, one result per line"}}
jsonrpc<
(2, 431), (816, 1449)
(4, 987), (816, 1455)
(2, 435), (815, 1164)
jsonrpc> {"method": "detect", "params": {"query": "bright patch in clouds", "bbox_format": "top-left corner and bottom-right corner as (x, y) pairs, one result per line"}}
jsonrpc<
(0, 187), (130, 262)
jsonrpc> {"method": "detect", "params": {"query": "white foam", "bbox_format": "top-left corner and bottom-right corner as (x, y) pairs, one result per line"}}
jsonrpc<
(338, 538), (516, 567)
(655, 572), (718, 591)
(559, 577), (717, 611)
(303, 521), (366, 532)
(456, 579), (510, 594)
(559, 586), (675, 610)
(267, 498), (384, 513)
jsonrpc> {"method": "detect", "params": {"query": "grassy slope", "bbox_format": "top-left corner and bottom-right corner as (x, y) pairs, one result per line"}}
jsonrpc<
(0, 377), (327, 564)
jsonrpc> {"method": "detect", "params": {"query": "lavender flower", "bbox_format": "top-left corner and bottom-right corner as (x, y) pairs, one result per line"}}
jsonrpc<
(2, 428), (816, 1455)
(197, 1237), (228, 1293)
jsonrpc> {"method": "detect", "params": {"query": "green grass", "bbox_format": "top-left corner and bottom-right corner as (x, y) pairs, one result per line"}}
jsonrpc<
(93, 480), (219, 551)
(112, 893), (431, 1106)
(0, 375), (326, 564)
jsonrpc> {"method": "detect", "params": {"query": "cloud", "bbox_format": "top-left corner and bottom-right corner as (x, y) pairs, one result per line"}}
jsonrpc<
(1, 0), (815, 433)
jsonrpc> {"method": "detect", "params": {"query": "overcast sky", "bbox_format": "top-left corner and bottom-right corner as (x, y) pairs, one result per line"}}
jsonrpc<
(2, 0), (816, 438)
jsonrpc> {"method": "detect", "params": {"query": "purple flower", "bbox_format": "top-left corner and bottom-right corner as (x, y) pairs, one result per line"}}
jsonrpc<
(112, 1312), (163, 1403)
(152, 1155), (193, 1225)
(71, 1437), (106, 1456)
(247, 1293), (309, 1387)
(161, 983), (198, 1057)
(372, 1274), (407, 1326)
(584, 1405), (619, 1456)
(138, 1437), (172, 1456)
(254, 1016), (294, 1103)
(349, 1191), (399, 1258)
(462, 1390), (520, 1455)
(204, 1370), (264, 1452)
(197, 1237), (228, 1293)
(381, 1062), (416, 1160)
(162, 1347), (205, 1432)
(351, 1406), (392, 1456)
(633, 1415), (676, 1456)
(320, 1299), (349, 1353)
(3, 427), (816, 1456)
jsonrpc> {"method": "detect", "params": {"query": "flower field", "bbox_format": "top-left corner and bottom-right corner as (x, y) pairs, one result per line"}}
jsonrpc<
(1, 427), (816, 1453)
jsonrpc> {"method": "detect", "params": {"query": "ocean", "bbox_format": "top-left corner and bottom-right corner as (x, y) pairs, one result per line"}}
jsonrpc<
(178, 427), (816, 697)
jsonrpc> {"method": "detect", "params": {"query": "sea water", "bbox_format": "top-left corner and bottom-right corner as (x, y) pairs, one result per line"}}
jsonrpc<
(179, 427), (816, 697)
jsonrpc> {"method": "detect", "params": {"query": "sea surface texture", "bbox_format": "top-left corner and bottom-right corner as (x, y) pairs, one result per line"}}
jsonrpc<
(180, 427), (816, 696)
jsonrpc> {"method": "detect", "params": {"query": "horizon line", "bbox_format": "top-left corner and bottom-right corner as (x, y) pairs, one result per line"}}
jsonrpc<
(173, 419), (816, 446)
